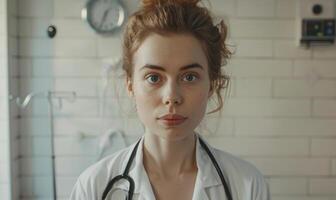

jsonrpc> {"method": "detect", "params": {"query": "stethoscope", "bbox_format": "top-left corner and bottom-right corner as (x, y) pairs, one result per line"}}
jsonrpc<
(102, 137), (233, 200)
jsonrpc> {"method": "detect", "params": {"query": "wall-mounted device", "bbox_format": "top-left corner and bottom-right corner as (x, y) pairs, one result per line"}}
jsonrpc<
(296, 0), (335, 47)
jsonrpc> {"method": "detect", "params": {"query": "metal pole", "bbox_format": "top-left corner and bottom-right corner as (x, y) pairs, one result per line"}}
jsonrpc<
(47, 91), (57, 200)
(13, 91), (76, 200)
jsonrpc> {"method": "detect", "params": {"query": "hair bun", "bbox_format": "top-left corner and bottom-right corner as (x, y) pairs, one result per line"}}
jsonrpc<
(141, 0), (200, 9)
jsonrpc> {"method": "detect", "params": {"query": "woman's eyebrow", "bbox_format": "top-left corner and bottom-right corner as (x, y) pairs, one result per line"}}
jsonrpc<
(140, 63), (204, 71)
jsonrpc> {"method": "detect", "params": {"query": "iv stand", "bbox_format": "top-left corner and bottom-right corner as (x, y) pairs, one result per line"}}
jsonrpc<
(12, 91), (76, 200)
(48, 91), (57, 200)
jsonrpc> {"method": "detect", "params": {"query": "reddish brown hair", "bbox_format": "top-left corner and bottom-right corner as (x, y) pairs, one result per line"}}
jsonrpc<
(122, 0), (232, 114)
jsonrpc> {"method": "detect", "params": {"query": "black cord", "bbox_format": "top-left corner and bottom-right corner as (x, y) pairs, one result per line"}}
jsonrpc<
(102, 138), (141, 200)
(199, 137), (233, 200)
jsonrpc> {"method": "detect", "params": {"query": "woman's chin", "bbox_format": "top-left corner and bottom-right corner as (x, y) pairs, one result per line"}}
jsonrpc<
(151, 130), (195, 142)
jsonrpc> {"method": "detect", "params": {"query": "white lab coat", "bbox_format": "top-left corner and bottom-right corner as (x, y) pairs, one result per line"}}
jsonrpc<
(70, 134), (270, 200)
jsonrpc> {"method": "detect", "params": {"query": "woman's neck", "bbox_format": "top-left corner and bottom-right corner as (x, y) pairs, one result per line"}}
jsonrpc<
(142, 132), (197, 179)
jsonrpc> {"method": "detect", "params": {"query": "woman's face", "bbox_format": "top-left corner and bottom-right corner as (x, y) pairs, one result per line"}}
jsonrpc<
(127, 33), (212, 141)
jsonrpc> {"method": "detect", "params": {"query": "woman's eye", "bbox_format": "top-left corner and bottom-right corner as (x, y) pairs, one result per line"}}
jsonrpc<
(183, 74), (198, 82)
(146, 74), (160, 84)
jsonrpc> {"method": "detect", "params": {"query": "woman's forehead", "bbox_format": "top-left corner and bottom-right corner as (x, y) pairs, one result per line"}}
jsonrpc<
(133, 33), (208, 72)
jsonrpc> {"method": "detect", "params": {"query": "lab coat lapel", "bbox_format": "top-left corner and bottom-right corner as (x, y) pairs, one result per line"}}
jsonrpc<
(193, 134), (222, 200)
(115, 136), (156, 200)
(192, 176), (211, 200)
(194, 189), (210, 200)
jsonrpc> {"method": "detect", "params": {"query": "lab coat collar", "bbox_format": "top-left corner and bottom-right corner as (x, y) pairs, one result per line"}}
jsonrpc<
(114, 135), (155, 199)
(195, 134), (222, 188)
(114, 133), (222, 196)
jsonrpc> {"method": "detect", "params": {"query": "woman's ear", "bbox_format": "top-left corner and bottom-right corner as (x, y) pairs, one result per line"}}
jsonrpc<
(126, 76), (134, 98)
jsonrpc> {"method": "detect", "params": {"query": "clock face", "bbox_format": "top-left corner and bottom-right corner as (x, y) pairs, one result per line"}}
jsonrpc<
(86, 0), (126, 34)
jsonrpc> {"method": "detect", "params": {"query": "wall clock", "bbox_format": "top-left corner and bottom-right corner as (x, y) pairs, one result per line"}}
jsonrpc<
(82, 0), (126, 35)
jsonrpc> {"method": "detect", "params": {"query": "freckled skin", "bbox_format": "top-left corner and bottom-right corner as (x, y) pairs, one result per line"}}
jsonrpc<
(126, 33), (212, 200)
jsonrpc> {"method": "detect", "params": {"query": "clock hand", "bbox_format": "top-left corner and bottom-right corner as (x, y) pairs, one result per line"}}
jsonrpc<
(100, 9), (110, 29)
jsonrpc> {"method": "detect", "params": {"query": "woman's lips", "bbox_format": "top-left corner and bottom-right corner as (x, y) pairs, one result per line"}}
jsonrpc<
(158, 114), (187, 126)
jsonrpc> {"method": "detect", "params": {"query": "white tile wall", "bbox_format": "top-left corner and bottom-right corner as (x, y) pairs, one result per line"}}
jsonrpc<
(209, 0), (236, 17)
(53, 78), (98, 97)
(200, 117), (234, 136)
(275, 0), (296, 19)
(245, 158), (330, 176)
(30, 58), (102, 77)
(313, 45), (336, 58)
(0, 1), (4, 14)
(97, 36), (123, 58)
(274, 40), (312, 58)
(19, 38), (97, 57)
(0, 36), (5, 57)
(18, 0), (53, 18)
(3, 0), (335, 199)
(272, 196), (331, 200)
(0, 14), (5, 34)
(223, 98), (311, 117)
(53, 0), (85, 19)
(311, 139), (336, 156)
(0, 0), (10, 198)
(236, 118), (336, 136)
(274, 79), (336, 97)
(20, 176), (54, 197)
(237, 0), (276, 18)
(232, 39), (273, 57)
(229, 19), (295, 39)
(294, 60), (336, 78)
(268, 177), (308, 195)
(53, 117), (132, 136)
(309, 178), (336, 195)
(313, 100), (336, 116)
(332, 160), (336, 175)
(20, 117), (50, 136)
(1, 0), (20, 199)
(208, 137), (309, 156)
(235, 78), (272, 97)
(18, 18), (96, 38)
(227, 59), (293, 77)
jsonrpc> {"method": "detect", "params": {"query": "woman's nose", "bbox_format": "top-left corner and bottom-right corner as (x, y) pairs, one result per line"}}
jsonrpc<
(164, 97), (182, 105)
(162, 82), (183, 106)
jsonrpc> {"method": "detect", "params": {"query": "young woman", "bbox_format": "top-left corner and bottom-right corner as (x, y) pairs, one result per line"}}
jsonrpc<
(70, 0), (270, 199)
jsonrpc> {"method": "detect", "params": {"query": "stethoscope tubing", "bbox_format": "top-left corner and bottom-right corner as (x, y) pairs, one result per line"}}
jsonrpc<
(102, 137), (233, 200)
(102, 139), (141, 200)
(198, 138), (233, 200)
